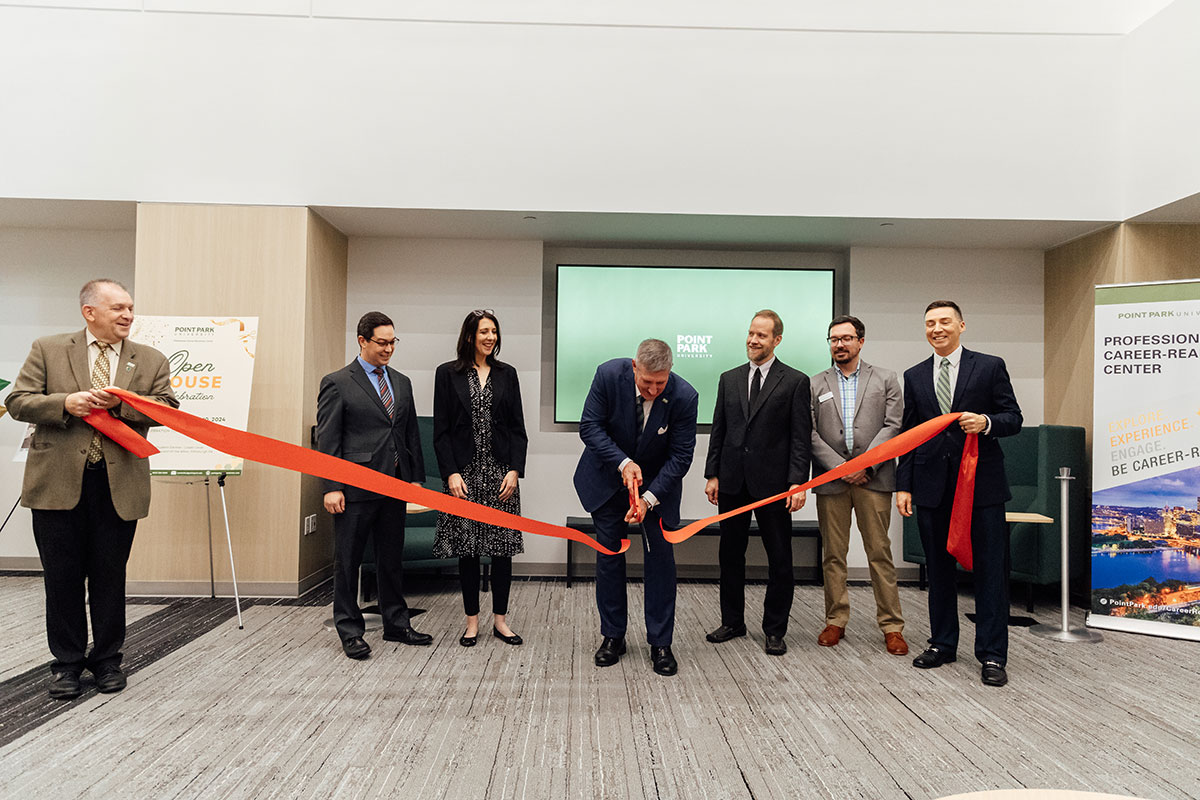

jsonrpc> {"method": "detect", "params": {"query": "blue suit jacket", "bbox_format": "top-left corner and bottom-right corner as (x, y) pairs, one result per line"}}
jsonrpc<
(896, 348), (1022, 508)
(573, 358), (699, 527)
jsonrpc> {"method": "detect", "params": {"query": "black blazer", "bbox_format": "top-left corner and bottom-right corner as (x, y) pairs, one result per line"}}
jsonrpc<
(704, 359), (812, 498)
(432, 360), (528, 480)
(896, 348), (1022, 508)
(315, 360), (425, 501)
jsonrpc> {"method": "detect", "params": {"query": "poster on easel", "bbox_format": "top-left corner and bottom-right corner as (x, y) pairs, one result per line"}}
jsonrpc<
(1089, 279), (1200, 641)
(129, 316), (257, 476)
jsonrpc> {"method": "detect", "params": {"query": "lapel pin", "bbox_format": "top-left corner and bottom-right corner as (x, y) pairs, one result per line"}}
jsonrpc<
(125, 362), (135, 371)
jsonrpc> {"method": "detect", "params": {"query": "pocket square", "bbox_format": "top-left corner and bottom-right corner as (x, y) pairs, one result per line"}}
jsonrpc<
(657, 426), (668, 435)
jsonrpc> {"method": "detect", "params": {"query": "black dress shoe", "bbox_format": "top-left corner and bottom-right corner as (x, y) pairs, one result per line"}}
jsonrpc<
(650, 646), (678, 676)
(981, 661), (1008, 687)
(459, 632), (478, 647)
(342, 636), (371, 659)
(48, 672), (83, 700)
(594, 636), (626, 667)
(706, 624), (747, 643)
(764, 635), (787, 656)
(93, 664), (127, 693)
(383, 627), (434, 646)
(493, 629), (523, 646)
(912, 646), (956, 669)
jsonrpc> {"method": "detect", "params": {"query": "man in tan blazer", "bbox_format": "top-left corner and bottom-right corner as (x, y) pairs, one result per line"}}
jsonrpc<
(810, 315), (907, 655)
(7, 279), (177, 699)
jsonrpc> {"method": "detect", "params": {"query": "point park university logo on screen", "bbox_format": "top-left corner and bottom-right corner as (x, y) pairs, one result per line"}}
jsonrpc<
(676, 334), (713, 359)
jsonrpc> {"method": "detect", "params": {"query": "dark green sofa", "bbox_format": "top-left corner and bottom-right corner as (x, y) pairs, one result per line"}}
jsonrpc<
(901, 424), (1088, 608)
(361, 416), (488, 598)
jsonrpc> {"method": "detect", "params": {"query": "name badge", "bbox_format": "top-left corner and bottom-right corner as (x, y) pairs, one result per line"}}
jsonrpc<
(818, 391), (834, 403)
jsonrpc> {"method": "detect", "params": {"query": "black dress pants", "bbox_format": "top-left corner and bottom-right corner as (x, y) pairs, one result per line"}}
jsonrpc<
(459, 556), (511, 616)
(32, 465), (137, 675)
(917, 490), (1011, 665)
(717, 487), (794, 637)
(333, 496), (410, 641)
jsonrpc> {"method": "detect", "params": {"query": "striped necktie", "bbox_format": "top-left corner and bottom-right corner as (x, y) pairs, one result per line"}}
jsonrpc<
(936, 357), (952, 415)
(86, 342), (111, 464)
(373, 367), (394, 417)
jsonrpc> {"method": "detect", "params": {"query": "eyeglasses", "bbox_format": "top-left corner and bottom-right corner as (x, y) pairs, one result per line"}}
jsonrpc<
(827, 335), (860, 345)
(470, 308), (495, 318)
(368, 337), (399, 347)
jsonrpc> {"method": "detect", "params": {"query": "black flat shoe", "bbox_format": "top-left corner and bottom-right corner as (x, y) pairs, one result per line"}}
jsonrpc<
(764, 635), (787, 656)
(459, 632), (478, 647)
(594, 636), (626, 667)
(912, 646), (956, 669)
(493, 629), (523, 646)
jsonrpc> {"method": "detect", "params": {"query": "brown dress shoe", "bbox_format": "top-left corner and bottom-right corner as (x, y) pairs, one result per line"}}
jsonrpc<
(817, 625), (844, 647)
(884, 631), (909, 655)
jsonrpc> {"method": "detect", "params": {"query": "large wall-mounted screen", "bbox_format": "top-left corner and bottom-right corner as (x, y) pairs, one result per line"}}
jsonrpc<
(555, 264), (836, 425)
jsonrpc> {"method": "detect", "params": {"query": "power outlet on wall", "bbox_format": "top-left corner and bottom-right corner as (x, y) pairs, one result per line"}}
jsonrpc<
(303, 514), (317, 535)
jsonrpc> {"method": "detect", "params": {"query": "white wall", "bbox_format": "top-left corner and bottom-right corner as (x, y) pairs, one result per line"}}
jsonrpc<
(0, 228), (136, 563)
(0, 5), (1123, 222)
(347, 237), (1044, 577)
(1122, 0), (1200, 217)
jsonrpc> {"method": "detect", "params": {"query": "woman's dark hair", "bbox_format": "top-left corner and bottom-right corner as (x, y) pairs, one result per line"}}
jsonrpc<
(453, 309), (501, 372)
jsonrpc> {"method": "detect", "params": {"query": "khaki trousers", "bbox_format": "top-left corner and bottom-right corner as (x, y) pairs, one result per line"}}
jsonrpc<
(816, 486), (904, 633)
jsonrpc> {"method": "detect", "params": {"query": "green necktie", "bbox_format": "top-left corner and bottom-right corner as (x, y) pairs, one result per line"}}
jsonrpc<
(936, 356), (952, 415)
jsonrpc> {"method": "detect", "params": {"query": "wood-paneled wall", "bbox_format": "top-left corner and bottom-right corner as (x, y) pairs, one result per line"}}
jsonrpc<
(129, 204), (346, 596)
(1044, 222), (1200, 453)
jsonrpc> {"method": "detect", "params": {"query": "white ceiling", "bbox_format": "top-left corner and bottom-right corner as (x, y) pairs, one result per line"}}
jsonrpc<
(311, 206), (1116, 251)
(10, 194), (1200, 251)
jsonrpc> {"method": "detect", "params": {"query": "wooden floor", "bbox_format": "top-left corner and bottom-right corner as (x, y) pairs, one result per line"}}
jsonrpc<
(0, 576), (1195, 800)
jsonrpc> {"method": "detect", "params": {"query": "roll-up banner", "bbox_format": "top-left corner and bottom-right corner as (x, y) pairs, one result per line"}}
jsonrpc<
(128, 315), (257, 476)
(1090, 279), (1200, 641)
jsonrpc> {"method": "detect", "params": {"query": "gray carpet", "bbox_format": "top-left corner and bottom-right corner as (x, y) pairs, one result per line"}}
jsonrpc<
(0, 577), (1193, 800)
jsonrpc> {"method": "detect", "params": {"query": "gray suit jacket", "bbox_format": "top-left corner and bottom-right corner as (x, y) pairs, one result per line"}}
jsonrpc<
(6, 330), (178, 520)
(809, 360), (902, 495)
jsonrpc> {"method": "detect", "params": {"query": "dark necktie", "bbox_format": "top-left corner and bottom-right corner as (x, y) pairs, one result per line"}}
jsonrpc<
(635, 394), (645, 431)
(750, 366), (762, 408)
(373, 367), (394, 418)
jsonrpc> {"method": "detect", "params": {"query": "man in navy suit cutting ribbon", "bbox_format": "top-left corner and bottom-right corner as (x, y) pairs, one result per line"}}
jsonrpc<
(573, 338), (698, 676)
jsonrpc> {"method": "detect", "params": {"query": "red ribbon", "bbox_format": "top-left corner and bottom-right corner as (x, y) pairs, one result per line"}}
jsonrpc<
(661, 413), (977, 571)
(85, 390), (978, 567)
(86, 390), (631, 555)
(83, 409), (160, 458)
(947, 433), (979, 570)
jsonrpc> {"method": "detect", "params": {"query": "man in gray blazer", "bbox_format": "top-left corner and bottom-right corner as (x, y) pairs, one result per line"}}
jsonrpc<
(810, 315), (907, 655)
(316, 311), (430, 659)
(7, 279), (178, 699)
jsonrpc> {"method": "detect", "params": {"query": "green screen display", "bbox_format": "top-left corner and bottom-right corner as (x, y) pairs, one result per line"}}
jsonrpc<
(555, 265), (835, 424)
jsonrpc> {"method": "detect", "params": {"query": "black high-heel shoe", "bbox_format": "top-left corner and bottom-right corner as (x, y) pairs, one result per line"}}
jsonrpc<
(459, 631), (478, 647)
(493, 628), (523, 646)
